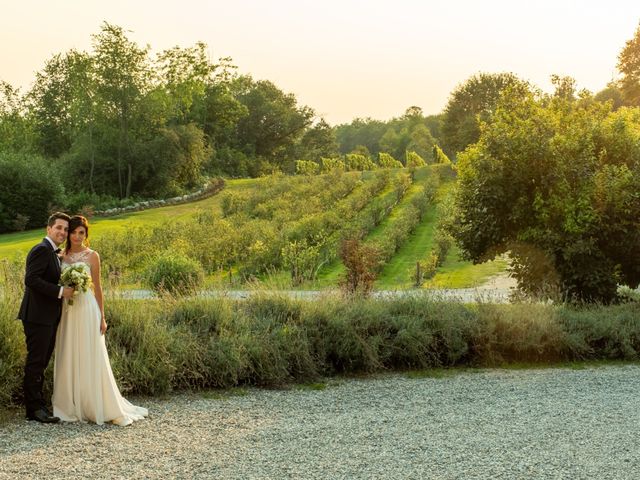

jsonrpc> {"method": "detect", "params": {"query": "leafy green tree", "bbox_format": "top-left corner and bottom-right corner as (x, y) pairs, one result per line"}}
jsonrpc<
(335, 117), (387, 155)
(424, 114), (444, 144)
(232, 76), (314, 172)
(155, 42), (213, 124)
(296, 118), (338, 161)
(594, 84), (625, 110)
(550, 74), (577, 100)
(349, 144), (372, 159)
(407, 123), (436, 162)
(374, 109), (435, 163)
(136, 123), (211, 196)
(0, 82), (37, 153)
(201, 82), (247, 150)
(29, 50), (107, 194)
(0, 152), (65, 232)
(432, 144), (452, 165)
(28, 55), (73, 157)
(442, 72), (530, 156)
(451, 89), (640, 302)
(617, 23), (640, 106)
(92, 22), (154, 198)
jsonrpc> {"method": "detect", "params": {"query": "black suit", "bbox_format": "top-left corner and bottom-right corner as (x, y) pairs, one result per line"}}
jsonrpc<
(17, 238), (63, 414)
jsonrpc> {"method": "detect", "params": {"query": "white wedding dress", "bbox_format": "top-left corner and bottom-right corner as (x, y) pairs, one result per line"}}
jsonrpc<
(53, 249), (148, 426)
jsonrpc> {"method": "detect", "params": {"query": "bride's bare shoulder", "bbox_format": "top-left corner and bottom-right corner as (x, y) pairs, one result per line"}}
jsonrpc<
(87, 249), (101, 262)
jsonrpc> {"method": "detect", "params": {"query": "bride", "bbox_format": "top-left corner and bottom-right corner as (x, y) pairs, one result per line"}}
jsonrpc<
(53, 215), (148, 426)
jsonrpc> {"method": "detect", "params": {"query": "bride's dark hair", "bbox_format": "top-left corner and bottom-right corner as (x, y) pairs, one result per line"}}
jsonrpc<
(65, 215), (90, 253)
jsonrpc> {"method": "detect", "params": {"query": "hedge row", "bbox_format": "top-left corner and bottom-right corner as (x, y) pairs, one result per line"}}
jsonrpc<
(1, 285), (639, 407)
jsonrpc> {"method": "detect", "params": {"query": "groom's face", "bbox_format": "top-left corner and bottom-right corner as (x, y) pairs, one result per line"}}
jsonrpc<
(47, 219), (69, 246)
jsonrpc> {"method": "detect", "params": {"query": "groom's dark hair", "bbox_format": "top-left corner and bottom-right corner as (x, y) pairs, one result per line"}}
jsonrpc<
(47, 212), (71, 227)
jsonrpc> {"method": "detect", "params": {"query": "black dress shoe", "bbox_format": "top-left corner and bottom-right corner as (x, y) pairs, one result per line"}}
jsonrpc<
(26, 409), (60, 424)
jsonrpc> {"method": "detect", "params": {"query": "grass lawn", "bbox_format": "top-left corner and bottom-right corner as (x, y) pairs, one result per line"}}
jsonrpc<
(0, 178), (257, 260)
(375, 203), (438, 288)
(376, 179), (460, 288)
(424, 246), (509, 289)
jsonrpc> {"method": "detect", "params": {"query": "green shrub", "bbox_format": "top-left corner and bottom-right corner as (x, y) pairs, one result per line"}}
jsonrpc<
(345, 153), (376, 171)
(295, 160), (320, 175)
(0, 152), (65, 233)
(405, 151), (426, 168)
(144, 253), (205, 295)
(105, 299), (176, 394)
(3, 279), (640, 410)
(321, 157), (345, 172)
(0, 260), (25, 406)
(0, 295), (25, 406)
(378, 152), (403, 169)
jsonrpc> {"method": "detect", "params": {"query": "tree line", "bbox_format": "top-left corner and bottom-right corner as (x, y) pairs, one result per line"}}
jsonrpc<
(2, 20), (640, 303)
(0, 23), (449, 233)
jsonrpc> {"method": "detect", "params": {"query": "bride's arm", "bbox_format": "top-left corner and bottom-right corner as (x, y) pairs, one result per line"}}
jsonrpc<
(89, 251), (107, 335)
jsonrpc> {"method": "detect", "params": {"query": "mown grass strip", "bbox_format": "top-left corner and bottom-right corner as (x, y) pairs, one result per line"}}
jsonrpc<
(0, 178), (252, 258)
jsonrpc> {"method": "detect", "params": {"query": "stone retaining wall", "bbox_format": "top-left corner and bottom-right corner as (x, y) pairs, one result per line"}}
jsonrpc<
(94, 178), (225, 217)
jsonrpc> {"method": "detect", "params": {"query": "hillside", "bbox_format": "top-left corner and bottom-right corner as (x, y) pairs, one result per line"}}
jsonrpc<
(0, 167), (507, 289)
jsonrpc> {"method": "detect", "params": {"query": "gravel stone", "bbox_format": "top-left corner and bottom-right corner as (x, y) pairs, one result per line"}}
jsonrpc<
(1, 366), (640, 479)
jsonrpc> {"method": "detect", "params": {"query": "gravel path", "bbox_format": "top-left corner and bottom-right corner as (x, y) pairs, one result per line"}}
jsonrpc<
(116, 287), (513, 303)
(1, 366), (640, 479)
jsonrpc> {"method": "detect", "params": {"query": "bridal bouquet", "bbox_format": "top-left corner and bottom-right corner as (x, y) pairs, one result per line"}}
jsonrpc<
(60, 262), (92, 305)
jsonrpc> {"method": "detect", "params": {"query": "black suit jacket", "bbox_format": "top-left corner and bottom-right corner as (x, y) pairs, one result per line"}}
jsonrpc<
(17, 238), (63, 326)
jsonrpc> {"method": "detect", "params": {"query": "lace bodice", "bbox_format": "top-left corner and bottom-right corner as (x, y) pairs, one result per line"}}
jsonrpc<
(62, 249), (94, 269)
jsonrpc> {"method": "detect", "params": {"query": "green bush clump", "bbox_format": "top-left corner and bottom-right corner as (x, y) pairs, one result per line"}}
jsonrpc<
(3, 252), (640, 412)
(144, 253), (205, 295)
(0, 152), (66, 233)
(0, 297), (25, 406)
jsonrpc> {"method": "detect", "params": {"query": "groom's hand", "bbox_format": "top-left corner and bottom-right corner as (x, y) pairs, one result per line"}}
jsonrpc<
(62, 287), (75, 299)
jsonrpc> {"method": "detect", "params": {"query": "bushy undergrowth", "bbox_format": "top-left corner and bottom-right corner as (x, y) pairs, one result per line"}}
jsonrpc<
(2, 281), (640, 408)
(144, 253), (205, 295)
(93, 169), (404, 284)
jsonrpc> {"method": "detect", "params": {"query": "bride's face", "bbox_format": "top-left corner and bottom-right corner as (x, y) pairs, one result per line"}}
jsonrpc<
(69, 226), (87, 247)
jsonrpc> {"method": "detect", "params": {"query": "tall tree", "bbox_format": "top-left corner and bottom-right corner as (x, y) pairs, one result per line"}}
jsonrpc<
(335, 118), (387, 155)
(296, 118), (338, 161)
(232, 76), (314, 170)
(92, 22), (153, 198)
(156, 42), (215, 125)
(451, 88), (640, 302)
(442, 72), (529, 156)
(594, 84), (625, 110)
(0, 82), (36, 153)
(617, 23), (640, 106)
(29, 54), (75, 157)
(29, 51), (101, 194)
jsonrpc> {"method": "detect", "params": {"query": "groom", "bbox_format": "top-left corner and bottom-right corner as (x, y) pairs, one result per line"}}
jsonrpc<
(17, 212), (75, 423)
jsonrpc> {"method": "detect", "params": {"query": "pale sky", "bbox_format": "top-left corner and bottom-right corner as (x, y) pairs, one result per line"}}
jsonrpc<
(2, 0), (639, 124)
